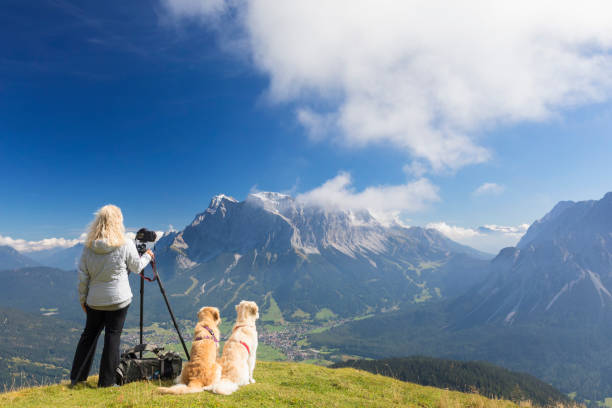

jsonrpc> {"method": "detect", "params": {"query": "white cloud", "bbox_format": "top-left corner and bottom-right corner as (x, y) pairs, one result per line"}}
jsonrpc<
(163, 0), (612, 171)
(296, 171), (439, 224)
(1, 229), (167, 253)
(0, 234), (82, 253)
(427, 221), (529, 254)
(427, 222), (482, 240)
(402, 161), (429, 178)
(473, 182), (505, 196)
(478, 224), (530, 235)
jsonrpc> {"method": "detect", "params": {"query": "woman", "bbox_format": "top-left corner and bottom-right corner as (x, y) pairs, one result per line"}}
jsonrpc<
(70, 204), (154, 387)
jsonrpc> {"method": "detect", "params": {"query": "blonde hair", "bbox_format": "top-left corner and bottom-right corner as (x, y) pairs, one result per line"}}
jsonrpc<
(85, 204), (126, 248)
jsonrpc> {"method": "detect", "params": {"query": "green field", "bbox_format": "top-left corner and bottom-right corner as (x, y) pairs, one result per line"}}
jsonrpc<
(1, 361), (524, 408)
(261, 296), (284, 324)
(314, 308), (337, 321)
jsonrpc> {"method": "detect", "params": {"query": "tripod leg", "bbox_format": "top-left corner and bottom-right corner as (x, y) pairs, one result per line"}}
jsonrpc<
(139, 275), (144, 359)
(153, 265), (190, 360)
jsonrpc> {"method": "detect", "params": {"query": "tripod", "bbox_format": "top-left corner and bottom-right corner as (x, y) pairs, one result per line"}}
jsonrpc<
(138, 252), (190, 360)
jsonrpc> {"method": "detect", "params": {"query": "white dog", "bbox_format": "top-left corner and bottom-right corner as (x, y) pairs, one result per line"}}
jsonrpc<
(204, 300), (259, 395)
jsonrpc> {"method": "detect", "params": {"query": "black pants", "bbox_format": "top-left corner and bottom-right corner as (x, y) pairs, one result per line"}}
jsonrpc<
(70, 304), (129, 387)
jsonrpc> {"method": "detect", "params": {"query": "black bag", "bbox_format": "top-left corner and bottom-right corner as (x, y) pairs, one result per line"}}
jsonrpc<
(115, 344), (182, 385)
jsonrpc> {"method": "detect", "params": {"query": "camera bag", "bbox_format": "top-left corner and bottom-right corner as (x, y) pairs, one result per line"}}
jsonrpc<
(115, 344), (182, 385)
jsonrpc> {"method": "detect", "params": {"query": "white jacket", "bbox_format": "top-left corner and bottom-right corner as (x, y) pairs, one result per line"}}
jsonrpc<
(78, 238), (152, 307)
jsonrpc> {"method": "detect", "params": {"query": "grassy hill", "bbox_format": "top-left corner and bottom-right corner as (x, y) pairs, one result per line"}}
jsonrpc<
(0, 361), (530, 408)
(332, 357), (571, 407)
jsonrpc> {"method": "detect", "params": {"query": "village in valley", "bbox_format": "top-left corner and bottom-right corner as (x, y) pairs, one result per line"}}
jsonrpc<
(121, 317), (356, 364)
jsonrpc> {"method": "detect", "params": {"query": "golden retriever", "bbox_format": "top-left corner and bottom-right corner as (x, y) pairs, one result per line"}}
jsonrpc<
(158, 306), (222, 394)
(204, 300), (259, 395)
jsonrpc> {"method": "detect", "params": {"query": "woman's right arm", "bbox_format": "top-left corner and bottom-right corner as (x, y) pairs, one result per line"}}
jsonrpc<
(126, 240), (153, 273)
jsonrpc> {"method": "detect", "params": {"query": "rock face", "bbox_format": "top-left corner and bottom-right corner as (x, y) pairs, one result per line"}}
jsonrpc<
(154, 192), (490, 319)
(455, 192), (612, 327)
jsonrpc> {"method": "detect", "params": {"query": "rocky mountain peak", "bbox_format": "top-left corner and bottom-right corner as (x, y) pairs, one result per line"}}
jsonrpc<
(210, 194), (238, 208)
(246, 191), (294, 214)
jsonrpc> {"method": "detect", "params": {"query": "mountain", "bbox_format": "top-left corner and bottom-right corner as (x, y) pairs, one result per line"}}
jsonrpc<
(0, 266), (81, 322)
(152, 192), (491, 320)
(0, 245), (38, 270)
(308, 191), (612, 404)
(454, 191), (612, 327)
(0, 242), (82, 273)
(27, 244), (83, 271)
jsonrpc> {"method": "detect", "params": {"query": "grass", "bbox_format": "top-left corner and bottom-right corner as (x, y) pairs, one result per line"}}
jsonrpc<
(255, 344), (286, 361)
(315, 308), (337, 321)
(600, 397), (612, 408)
(1, 361), (523, 408)
(352, 314), (375, 321)
(261, 296), (285, 324)
(291, 309), (310, 320)
(308, 326), (330, 334)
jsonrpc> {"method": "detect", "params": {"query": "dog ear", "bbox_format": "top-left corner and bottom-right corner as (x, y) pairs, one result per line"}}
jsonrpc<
(212, 308), (220, 323)
(197, 307), (206, 321)
(249, 303), (259, 316)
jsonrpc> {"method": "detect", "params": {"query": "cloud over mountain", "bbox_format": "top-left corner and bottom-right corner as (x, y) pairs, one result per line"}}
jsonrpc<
(163, 0), (612, 171)
(427, 222), (529, 254)
(0, 234), (81, 253)
(296, 172), (439, 224)
(0, 229), (165, 253)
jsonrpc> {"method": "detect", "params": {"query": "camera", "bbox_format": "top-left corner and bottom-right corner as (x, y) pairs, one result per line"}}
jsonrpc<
(135, 228), (157, 255)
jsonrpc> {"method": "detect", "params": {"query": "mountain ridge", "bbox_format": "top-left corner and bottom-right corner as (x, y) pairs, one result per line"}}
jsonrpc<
(151, 192), (492, 319)
(0, 245), (39, 270)
(456, 191), (612, 327)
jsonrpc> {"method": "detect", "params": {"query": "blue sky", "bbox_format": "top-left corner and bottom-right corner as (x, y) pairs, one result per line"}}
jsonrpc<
(1, 1), (612, 253)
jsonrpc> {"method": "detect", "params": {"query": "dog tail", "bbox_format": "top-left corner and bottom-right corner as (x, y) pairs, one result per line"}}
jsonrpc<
(207, 378), (239, 395)
(157, 383), (204, 395)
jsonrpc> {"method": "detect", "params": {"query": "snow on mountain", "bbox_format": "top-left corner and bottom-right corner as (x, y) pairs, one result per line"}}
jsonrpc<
(153, 192), (490, 318)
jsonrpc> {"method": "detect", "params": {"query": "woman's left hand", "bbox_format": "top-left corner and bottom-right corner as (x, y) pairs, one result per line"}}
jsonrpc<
(81, 303), (87, 314)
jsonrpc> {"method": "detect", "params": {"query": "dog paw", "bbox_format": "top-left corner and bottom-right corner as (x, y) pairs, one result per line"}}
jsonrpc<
(249, 378), (256, 384)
